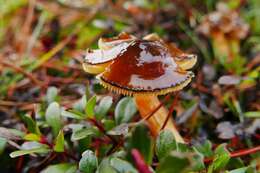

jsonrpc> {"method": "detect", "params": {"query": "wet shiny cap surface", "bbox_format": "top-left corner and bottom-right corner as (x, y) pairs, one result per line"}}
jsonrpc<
(84, 42), (130, 64)
(99, 40), (194, 95)
(83, 33), (196, 95)
(84, 33), (136, 64)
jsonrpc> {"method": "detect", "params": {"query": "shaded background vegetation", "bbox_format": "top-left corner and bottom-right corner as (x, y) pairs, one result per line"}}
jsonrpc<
(0, 0), (259, 172)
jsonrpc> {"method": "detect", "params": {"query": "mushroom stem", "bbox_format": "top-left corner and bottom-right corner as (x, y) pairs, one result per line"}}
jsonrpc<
(134, 95), (185, 143)
(212, 32), (240, 63)
(212, 32), (230, 59)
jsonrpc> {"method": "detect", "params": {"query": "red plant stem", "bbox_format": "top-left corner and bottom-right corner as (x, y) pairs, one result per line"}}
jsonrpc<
(230, 145), (260, 158)
(143, 95), (171, 121)
(254, 134), (260, 140)
(64, 150), (79, 161)
(88, 117), (106, 132)
(160, 93), (179, 130)
(88, 117), (117, 144)
(29, 153), (57, 172)
(16, 156), (24, 173)
(39, 136), (53, 147)
(106, 137), (124, 156)
(131, 149), (152, 173)
(39, 135), (78, 161)
(204, 145), (260, 163)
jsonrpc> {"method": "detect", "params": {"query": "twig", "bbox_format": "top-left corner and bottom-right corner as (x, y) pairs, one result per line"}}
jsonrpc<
(42, 61), (82, 72)
(0, 100), (34, 106)
(27, 33), (76, 72)
(25, 11), (47, 57)
(230, 145), (260, 158)
(204, 145), (260, 163)
(246, 55), (260, 71)
(0, 61), (43, 86)
(7, 140), (21, 150)
(161, 93), (179, 130)
(28, 152), (57, 173)
(192, 71), (211, 94)
(55, 0), (103, 12)
(23, 0), (35, 37)
(17, 0), (35, 55)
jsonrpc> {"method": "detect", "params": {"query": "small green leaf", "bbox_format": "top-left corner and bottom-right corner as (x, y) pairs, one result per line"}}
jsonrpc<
(97, 158), (117, 173)
(73, 95), (87, 113)
(41, 163), (77, 173)
(21, 141), (44, 149)
(107, 123), (129, 136)
(193, 140), (214, 158)
(233, 100), (244, 122)
(54, 130), (64, 152)
(157, 152), (192, 173)
(244, 111), (260, 118)
(126, 125), (153, 164)
(211, 144), (230, 171)
(226, 158), (245, 169)
(23, 133), (41, 141)
(0, 137), (7, 155)
(228, 167), (250, 173)
(110, 157), (138, 173)
(61, 110), (84, 119)
(156, 130), (177, 160)
(191, 149), (205, 171)
(71, 128), (97, 141)
(79, 150), (98, 173)
(95, 96), (113, 119)
(102, 119), (116, 131)
(176, 143), (190, 153)
(21, 114), (41, 135)
(45, 102), (62, 136)
(115, 97), (137, 124)
(85, 95), (96, 118)
(46, 86), (58, 104)
(10, 146), (50, 158)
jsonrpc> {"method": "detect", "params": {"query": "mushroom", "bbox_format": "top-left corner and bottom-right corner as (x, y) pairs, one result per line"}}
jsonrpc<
(82, 33), (197, 143)
(197, 2), (249, 62)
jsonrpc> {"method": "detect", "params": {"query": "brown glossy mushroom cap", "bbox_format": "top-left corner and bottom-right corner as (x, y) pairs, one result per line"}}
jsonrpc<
(83, 33), (196, 96)
(98, 32), (136, 50)
(83, 33), (135, 74)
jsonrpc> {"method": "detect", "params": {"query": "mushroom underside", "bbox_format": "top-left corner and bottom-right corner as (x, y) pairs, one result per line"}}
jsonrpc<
(99, 71), (194, 96)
